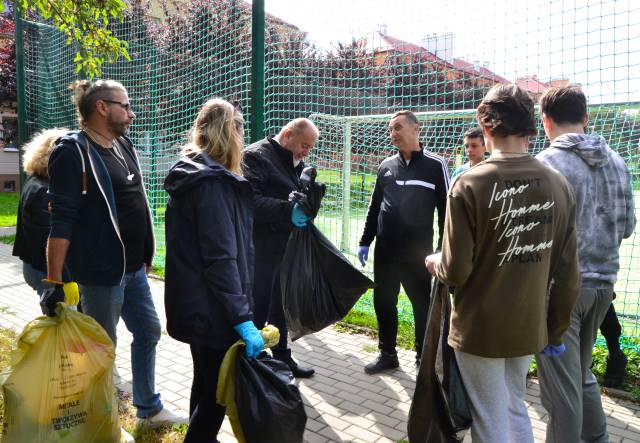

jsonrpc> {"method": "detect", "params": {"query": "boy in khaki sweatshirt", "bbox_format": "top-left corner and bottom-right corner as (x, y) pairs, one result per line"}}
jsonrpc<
(425, 84), (580, 443)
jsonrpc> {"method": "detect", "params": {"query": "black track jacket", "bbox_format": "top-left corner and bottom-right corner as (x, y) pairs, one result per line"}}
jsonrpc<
(360, 149), (449, 262)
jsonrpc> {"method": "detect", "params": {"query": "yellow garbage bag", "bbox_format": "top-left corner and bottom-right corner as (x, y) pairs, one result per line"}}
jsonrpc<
(0, 304), (122, 443)
(216, 325), (280, 443)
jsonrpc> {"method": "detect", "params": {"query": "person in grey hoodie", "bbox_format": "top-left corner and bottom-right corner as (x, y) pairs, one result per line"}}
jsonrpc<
(536, 86), (636, 443)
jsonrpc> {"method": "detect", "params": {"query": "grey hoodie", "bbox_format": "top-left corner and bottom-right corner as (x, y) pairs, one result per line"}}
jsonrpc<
(536, 133), (636, 287)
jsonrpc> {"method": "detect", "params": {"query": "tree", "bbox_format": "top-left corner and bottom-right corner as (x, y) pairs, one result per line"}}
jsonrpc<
(0, 14), (15, 100)
(1, 0), (129, 77)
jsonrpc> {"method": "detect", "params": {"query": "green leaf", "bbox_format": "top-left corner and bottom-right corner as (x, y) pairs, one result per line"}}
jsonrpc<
(15, 0), (128, 76)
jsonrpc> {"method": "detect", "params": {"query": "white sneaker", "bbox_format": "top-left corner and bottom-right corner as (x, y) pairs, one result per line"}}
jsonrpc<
(136, 407), (188, 430)
(113, 364), (122, 386)
(120, 427), (135, 443)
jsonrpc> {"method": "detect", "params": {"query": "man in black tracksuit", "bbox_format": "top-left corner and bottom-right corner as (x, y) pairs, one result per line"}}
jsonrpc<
(358, 110), (449, 374)
(241, 117), (320, 378)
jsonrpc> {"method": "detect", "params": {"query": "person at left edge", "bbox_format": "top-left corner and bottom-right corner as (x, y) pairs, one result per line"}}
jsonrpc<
(164, 98), (264, 442)
(13, 128), (69, 296)
(46, 79), (187, 429)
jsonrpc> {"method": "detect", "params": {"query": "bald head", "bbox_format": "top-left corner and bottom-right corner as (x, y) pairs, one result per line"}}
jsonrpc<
(275, 118), (319, 163)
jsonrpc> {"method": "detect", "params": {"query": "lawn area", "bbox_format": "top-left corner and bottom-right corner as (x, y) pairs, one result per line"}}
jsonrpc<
(0, 193), (18, 227)
(0, 235), (15, 245)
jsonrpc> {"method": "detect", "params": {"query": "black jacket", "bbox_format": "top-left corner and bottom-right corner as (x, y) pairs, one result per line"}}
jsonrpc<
(164, 153), (255, 349)
(48, 131), (155, 285)
(360, 149), (449, 262)
(13, 175), (50, 272)
(241, 137), (304, 260)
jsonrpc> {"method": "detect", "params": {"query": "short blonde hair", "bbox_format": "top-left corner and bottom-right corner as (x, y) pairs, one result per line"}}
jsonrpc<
(22, 128), (70, 178)
(182, 98), (244, 175)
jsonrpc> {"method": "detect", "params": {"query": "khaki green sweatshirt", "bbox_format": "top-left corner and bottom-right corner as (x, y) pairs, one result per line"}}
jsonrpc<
(434, 155), (580, 358)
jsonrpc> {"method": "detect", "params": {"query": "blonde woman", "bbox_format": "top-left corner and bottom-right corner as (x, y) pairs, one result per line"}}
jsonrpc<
(13, 128), (69, 295)
(164, 98), (263, 442)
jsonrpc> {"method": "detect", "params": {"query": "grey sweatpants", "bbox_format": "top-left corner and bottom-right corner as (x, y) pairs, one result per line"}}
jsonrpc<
(455, 350), (534, 443)
(537, 287), (613, 443)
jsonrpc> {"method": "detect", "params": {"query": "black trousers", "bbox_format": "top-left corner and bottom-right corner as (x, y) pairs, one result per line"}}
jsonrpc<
(184, 345), (227, 443)
(252, 258), (290, 359)
(373, 254), (432, 358)
(600, 302), (623, 355)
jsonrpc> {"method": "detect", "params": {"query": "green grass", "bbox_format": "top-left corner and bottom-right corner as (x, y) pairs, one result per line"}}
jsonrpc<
(150, 264), (165, 278)
(0, 235), (15, 245)
(338, 292), (417, 351)
(0, 193), (18, 227)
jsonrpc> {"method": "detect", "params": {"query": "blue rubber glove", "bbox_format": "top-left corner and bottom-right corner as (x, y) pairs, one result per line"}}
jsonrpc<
(540, 343), (566, 357)
(291, 203), (312, 228)
(357, 246), (369, 267)
(234, 321), (265, 359)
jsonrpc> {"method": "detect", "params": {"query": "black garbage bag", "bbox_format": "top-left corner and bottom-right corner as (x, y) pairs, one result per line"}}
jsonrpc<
(289, 166), (326, 218)
(408, 280), (472, 443)
(236, 354), (307, 443)
(281, 223), (374, 340)
(281, 166), (373, 340)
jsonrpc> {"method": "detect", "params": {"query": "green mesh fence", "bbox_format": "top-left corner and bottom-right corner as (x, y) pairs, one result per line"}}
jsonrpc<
(17, 0), (640, 343)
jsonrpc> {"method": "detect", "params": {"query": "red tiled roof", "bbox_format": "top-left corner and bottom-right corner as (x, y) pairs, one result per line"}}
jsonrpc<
(379, 34), (456, 69)
(516, 75), (549, 94)
(452, 58), (509, 84)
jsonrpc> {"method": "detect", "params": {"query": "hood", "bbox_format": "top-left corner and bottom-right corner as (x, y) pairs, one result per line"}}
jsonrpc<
(164, 152), (244, 196)
(550, 133), (610, 168)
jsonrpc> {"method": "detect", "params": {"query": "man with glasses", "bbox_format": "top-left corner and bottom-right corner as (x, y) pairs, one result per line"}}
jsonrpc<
(46, 79), (187, 429)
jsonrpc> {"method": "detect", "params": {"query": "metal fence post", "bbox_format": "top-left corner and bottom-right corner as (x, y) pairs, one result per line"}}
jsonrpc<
(341, 120), (352, 252)
(14, 4), (27, 189)
(250, 0), (265, 142)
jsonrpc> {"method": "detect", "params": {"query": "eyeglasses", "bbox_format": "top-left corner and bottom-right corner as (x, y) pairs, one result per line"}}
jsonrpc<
(103, 99), (133, 112)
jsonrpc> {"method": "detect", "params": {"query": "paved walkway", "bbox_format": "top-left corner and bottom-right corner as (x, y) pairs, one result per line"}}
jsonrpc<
(1, 242), (639, 442)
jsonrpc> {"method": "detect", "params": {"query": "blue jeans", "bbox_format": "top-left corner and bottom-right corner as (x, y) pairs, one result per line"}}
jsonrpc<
(23, 262), (46, 296)
(80, 266), (163, 418)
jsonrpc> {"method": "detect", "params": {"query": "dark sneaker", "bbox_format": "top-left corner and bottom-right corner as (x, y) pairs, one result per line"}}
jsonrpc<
(280, 357), (315, 378)
(364, 351), (399, 375)
(603, 353), (627, 388)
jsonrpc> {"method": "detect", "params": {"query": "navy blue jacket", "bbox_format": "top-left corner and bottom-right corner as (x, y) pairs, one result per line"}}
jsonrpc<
(47, 131), (155, 285)
(164, 153), (255, 349)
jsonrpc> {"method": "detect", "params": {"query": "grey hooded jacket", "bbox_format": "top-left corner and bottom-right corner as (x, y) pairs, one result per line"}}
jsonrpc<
(536, 133), (636, 287)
